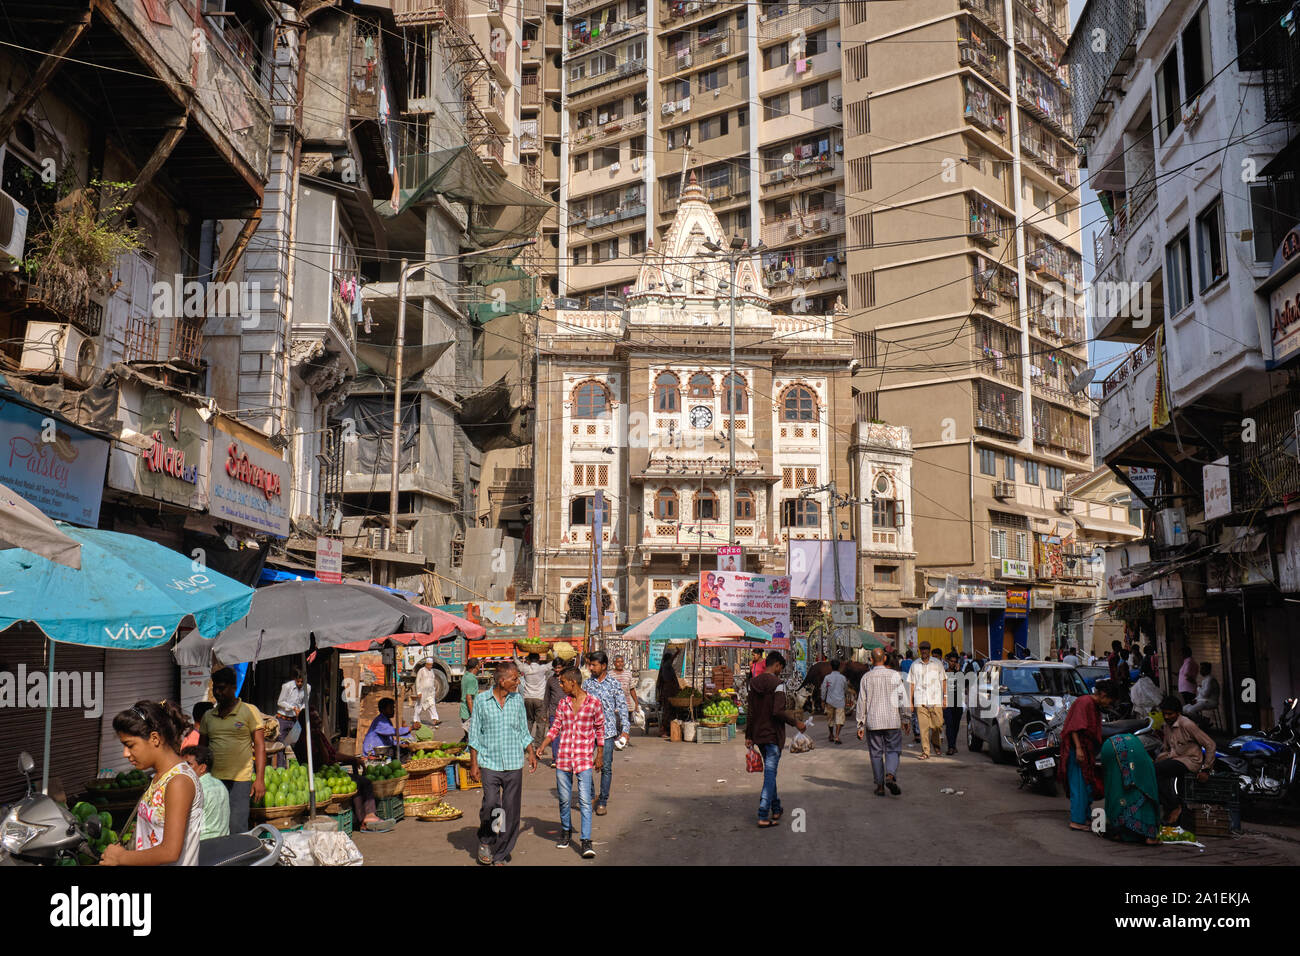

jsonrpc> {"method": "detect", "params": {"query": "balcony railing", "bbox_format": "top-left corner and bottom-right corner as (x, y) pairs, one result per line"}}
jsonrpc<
(566, 13), (647, 59)
(760, 204), (846, 246)
(122, 315), (205, 367)
(572, 112), (647, 148)
(974, 381), (1025, 438)
(1065, 0), (1144, 144)
(1093, 161), (1156, 269)
(569, 58), (647, 98)
(959, 18), (1010, 89)
(965, 77), (1009, 134)
(391, 0), (466, 26)
(1101, 329), (1160, 398)
(757, 3), (838, 40)
(975, 318), (1022, 384)
(1026, 235), (1083, 287)
(969, 195), (1012, 247)
(960, 0), (1006, 35)
(1017, 55), (1072, 136)
(24, 270), (104, 336)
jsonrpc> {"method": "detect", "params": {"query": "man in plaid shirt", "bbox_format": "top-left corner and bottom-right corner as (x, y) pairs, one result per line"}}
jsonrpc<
(541, 666), (605, 858)
(583, 650), (630, 816)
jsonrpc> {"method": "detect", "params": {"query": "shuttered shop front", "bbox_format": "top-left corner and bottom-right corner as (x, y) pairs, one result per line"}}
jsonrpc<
(97, 647), (179, 773)
(0, 626), (105, 803)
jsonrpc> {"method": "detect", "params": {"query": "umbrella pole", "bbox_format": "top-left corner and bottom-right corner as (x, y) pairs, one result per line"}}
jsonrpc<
(41, 639), (54, 793)
(304, 651), (317, 821)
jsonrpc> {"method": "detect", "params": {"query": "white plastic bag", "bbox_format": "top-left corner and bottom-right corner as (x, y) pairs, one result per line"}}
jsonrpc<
(280, 831), (316, 866)
(631, 706), (646, 729)
(309, 831), (364, 866)
(790, 729), (815, 754)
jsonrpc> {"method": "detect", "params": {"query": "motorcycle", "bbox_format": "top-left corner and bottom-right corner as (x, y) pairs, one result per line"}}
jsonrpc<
(1213, 697), (1300, 804)
(1009, 696), (1157, 796)
(1, 752), (283, 866)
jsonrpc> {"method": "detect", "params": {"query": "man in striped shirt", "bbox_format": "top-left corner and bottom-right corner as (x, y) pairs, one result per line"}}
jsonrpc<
(583, 651), (630, 816)
(856, 648), (907, 797)
(540, 666), (605, 858)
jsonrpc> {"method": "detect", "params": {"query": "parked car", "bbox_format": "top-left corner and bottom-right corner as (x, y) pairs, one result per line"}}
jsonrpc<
(967, 660), (1089, 764)
(1075, 665), (1111, 691)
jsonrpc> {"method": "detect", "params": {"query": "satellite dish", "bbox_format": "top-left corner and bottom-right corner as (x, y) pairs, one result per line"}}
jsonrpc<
(782, 152), (795, 165)
(1068, 367), (1096, 394)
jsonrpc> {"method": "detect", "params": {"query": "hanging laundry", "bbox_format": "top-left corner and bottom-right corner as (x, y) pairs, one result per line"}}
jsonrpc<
(795, 58), (808, 73)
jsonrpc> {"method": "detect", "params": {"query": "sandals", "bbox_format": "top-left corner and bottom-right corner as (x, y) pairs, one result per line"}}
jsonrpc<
(874, 785), (886, 796)
(1068, 823), (1091, 832)
(885, 777), (901, 795)
(757, 819), (777, 828)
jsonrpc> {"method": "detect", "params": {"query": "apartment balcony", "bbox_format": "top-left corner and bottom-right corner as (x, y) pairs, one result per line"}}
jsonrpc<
(1253, 2), (1300, 122)
(964, 77), (1009, 137)
(969, 194), (1012, 248)
(572, 201), (648, 233)
(487, 0), (505, 28)
(762, 255), (844, 292)
(522, 0), (545, 18)
(1017, 0), (1068, 45)
(1064, 0), (1144, 145)
(959, 20), (1010, 91)
(1016, 55), (1072, 137)
(973, 381), (1025, 439)
(1030, 377), (1088, 412)
(565, 14), (647, 60)
(568, 59), (647, 101)
(391, 0), (466, 26)
(521, 74), (542, 107)
(756, 2), (838, 39)
(471, 76), (511, 134)
(661, 172), (750, 213)
(1026, 234), (1083, 288)
(1097, 329), (1162, 459)
(760, 205), (845, 247)
(572, 112), (647, 149)
(975, 318), (1022, 385)
(22, 270), (105, 338)
(960, 0), (1006, 37)
(759, 148), (841, 193)
(520, 118), (541, 153)
(1013, 15), (1063, 74)
(122, 315), (206, 368)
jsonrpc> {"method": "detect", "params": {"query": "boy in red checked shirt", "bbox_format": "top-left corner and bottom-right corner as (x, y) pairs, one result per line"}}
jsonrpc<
(539, 666), (605, 859)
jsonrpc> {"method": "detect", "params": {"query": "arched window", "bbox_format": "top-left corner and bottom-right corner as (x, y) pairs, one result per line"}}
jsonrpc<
(679, 582), (699, 606)
(570, 494), (612, 526)
(655, 488), (678, 520)
(573, 381), (610, 419)
(694, 488), (719, 521)
(780, 498), (820, 527)
(567, 582), (612, 621)
(723, 373), (748, 413)
(654, 372), (680, 412)
(782, 384), (817, 421)
(688, 372), (714, 399)
(734, 488), (754, 519)
(654, 595), (671, 613)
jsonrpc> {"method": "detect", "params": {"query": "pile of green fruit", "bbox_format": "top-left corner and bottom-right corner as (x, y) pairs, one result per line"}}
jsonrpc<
(320, 765), (357, 796)
(363, 759), (407, 781)
(90, 769), (149, 791)
(255, 764), (334, 808)
(703, 699), (738, 718)
(70, 802), (118, 857)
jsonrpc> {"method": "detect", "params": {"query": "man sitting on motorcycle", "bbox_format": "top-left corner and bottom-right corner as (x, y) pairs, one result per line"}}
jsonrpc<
(1155, 695), (1217, 827)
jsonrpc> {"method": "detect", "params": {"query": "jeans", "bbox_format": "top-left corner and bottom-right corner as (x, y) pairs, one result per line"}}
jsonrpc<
(221, 778), (252, 834)
(477, 768), (523, 863)
(866, 729), (902, 786)
(596, 736), (616, 806)
(556, 768), (594, 840)
(758, 743), (782, 821)
(1067, 752), (1090, 825)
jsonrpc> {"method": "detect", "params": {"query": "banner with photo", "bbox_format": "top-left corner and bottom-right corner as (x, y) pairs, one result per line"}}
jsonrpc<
(698, 570), (791, 648)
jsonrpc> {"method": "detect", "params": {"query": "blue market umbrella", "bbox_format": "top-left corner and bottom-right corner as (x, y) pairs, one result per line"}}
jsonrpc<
(0, 525), (254, 647)
(622, 603), (772, 643)
(0, 525), (255, 790)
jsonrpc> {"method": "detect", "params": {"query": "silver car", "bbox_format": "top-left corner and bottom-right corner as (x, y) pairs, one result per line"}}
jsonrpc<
(966, 660), (1089, 763)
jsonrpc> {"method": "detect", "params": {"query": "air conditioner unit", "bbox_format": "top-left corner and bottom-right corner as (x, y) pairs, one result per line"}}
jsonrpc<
(368, 528), (391, 551)
(1056, 494), (1074, 513)
(686, 1), (700, 11)
(819, 216), (831, 231)
(718, 41), (729, 55)
(662, 102), (676, 114)
(0, 189), (30, 263)
(992, 480), (1015, 500)
(830, 95), (843, 111)
(21, 322), (98, 386)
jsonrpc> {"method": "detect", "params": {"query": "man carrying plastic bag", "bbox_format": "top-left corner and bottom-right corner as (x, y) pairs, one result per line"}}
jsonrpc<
(744, 651), (807, 829)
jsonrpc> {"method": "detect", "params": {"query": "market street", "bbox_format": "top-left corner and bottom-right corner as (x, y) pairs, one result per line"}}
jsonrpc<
(357, 718), (1300, 866)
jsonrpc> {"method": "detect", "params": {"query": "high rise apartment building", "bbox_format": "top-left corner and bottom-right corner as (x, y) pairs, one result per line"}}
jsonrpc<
(557, 0), (848, 314)
(841, 0), (1093, 658)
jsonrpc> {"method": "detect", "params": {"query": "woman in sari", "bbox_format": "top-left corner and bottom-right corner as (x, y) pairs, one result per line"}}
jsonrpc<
(1058, 678), (1116, 831)
(1100, 732), (1161, 845)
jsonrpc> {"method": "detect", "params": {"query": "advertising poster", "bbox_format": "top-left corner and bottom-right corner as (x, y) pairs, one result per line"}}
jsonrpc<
(787, 539), (857, 601)
(716, 544), (742, 571)
(698, 570), (791, 648)
(0, 398), (108, 525)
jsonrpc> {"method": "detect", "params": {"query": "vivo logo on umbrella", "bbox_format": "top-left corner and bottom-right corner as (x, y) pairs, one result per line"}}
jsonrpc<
(104, 623), (169, 643)
(166, 573), (214, 594)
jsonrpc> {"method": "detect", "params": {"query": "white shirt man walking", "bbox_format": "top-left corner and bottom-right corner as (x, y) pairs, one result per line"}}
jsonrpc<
(856, 648), (906, 796)
(907, 641), (946, 759)
(820, 661), (849, 745)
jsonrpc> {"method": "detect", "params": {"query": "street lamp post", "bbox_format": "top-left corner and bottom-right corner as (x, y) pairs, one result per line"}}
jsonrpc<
(703, 236), (764, 548)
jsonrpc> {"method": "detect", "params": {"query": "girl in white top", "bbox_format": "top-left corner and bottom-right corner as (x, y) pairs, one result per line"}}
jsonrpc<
(101, 699), (204, 867)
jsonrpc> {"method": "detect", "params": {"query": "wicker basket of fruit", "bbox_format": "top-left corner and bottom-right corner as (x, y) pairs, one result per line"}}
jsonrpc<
(515, 639), (549, 656)
(404, 754), (453, 773)
(363, 759), (408, 797)
(250, 803), (309, 822)
(415, 800), (464, 822)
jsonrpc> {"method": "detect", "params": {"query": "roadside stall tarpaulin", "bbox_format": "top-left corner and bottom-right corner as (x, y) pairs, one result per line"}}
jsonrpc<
(0, 481), (82, 570)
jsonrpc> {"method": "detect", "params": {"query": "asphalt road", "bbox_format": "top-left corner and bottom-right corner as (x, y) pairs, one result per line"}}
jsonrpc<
(354, 715), (1300, 866)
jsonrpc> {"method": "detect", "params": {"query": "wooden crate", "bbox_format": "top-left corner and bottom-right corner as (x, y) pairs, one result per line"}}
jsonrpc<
(1188, 803), (1231, 838)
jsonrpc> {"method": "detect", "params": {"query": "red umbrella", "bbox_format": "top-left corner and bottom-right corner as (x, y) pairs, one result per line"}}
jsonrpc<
(334, 604), (485, 651)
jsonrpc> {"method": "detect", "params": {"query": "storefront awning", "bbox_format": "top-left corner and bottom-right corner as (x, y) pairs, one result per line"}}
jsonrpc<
(1074, 513), (1143, 538)
(870, 606), (915, 620)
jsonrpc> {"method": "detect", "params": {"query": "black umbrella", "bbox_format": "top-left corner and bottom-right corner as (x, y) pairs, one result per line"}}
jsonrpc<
(172, 581), (435, 666)
(172, 581), (434, 822)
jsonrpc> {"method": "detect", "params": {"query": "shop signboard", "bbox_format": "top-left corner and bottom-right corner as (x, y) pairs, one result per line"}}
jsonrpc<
(787, 539), (857, 601)
(109, 386), (207, 509)
(210, 418), (290, 537)
(1104, 543), (1150, 600)
(954, 584), (1007, 609)
(1005, 588), (1029, 618)
(1203, 457), (1232, 521)
(1000, 558), (1031, 579)
(0, 398), (108, 524)
(316, 536), (343, 584)
(1151, 573), (1183, 609)
(716, 545), (742, 571)
(1030, 588), (1055, 610)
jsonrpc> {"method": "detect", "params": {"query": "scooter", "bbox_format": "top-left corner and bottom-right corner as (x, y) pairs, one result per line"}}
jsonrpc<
(1, 752), (283, 866)
(1214, 697), (1300, 803)
(1009, 698), (1158, 797)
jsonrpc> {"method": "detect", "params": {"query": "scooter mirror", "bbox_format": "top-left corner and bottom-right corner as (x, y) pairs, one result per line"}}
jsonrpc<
(84, 817), (102, 840)
(18, 752), (35, 776)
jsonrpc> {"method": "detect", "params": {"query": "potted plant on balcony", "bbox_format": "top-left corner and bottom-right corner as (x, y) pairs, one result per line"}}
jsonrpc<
(22, 179), (142, 328)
